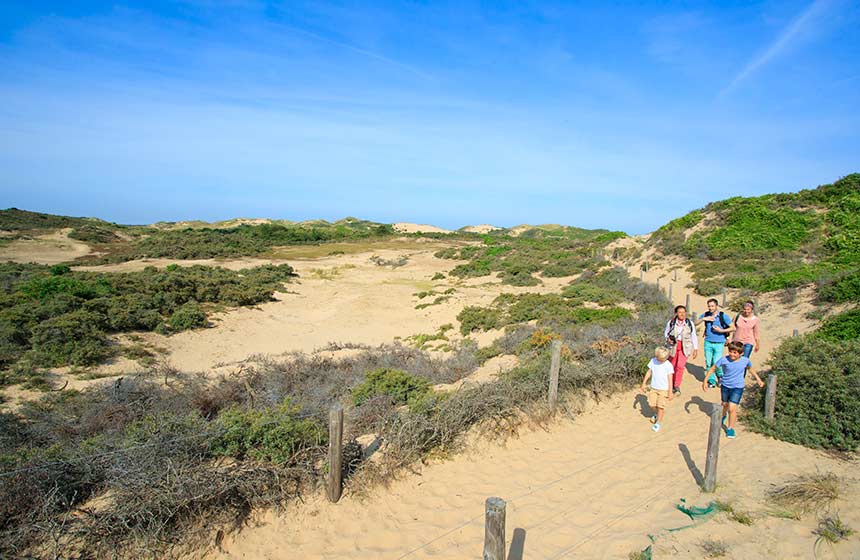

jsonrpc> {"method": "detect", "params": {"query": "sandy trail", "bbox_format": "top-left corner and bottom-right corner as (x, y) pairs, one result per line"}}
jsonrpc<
(207, 244), (859, 560)
(0, 228), (93, 264)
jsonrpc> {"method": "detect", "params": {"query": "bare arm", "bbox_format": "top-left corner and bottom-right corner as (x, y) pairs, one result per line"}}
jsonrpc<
(641, 369), (652, 392)
(748, 366), (765, 388)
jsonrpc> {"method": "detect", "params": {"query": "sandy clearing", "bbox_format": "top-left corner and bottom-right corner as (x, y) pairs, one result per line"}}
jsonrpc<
(460, 224), (502, 234)
(0, 228), (93, 264)
(393, 223), (452, 234)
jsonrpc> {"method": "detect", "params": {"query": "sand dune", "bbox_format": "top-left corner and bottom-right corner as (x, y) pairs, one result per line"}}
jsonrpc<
(392, 222), (452, 234)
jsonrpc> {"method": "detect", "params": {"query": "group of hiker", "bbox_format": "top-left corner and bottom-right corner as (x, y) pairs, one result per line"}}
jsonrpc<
(640, 298), (764, 439)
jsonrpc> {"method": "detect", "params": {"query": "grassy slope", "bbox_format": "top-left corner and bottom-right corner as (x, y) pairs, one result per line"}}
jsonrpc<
(647, 173), (860, 300)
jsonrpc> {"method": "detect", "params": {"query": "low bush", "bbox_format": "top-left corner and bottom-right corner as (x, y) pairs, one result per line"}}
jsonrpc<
(745, 335), (860, 451)
(167, 301), (207, 332)
(816, 309), (860, 341)
(351, 368), (432, 407)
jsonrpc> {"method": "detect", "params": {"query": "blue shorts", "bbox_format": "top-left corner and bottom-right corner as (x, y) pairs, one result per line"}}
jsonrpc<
(721, 386), (744, 405)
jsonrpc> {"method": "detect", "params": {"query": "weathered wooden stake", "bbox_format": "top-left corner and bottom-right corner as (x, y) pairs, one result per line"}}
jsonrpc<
(792, 329), (799, 337)
(764, 374), (778, 421)
(668, 283), (673, 301)
(685, 294), (691, 313)
(656, 278), (660, 291)
(703, 404), (721, 493)
(327, 404), (344, 503)
(721, 288), (727, 306)
(483, 497), (506, 560)
(548, 339), (561, 411)
(673, 269), (678, 282)
(640, 269), (644, 281)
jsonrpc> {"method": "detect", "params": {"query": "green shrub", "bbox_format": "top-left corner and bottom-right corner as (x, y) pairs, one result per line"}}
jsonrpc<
(818, 269), (860, 303)
(352, 368), (432, 406)
(816, 309), (860, 342)
(29, 310), (111, 366)
(211, 400), (326, 463)
(745, 336), (860, 451)
(68, 224), (121, 244)
(167, 301), (207, 332)
(457, 306), (502, 335)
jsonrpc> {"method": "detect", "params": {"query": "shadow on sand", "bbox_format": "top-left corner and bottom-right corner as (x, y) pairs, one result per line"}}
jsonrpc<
(509, 528), (526, 560)
(678, 443), (704, 486)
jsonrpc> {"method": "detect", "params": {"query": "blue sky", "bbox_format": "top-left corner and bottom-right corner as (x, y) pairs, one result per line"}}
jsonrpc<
(0, 1), (858, 233)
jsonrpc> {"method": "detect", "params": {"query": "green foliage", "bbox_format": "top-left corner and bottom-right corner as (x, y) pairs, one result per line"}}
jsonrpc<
(457, 306), (502, 335)
(745, 335), (860, 451)
(0, 262), (296, 372)
(0, 208), (116, 231)
(650, 174), (860, 297)
(167, 301), (207, 332)
(211, 400), (326, 463)
(816, 309), (860, 342)
(351, 368), (432, 406)
(68, 224), (121, 244)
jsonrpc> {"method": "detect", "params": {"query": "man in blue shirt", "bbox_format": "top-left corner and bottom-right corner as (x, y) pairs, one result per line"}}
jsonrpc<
(696, 298), (733, 388)
(702, 341), (765, 439)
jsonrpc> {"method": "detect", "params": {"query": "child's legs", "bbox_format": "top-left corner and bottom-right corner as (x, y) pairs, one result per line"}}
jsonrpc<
(671, 342), (687, 388)
(742, 343), (754, 358)
(720, 387), (743, 428)
(726, 402), (738, 428)
(656, 404), (665, 423)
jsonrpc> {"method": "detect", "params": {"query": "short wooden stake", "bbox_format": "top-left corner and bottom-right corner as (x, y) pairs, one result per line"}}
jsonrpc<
(548, 339), (561, 411)
(764, 374), (777, 421)
(721, 288), (727, 306)
(640, 269), (644, 281)
(685, 294), (691, 313)
(792, 329), (799, 337)
(673, 270), (678, 281)
(703, 404), (721, 493)
(668, 283), (673, 301)
(327, 404), (344, 503)
(483, 497), (506, 560)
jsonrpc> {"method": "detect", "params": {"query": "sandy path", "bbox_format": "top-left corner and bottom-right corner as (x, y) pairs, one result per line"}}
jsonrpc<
(207, 248), (859, 560)
(210, 385), (858, 560)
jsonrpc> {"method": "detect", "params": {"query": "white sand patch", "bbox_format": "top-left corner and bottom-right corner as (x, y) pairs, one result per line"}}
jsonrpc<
(392, 222), (452, 234)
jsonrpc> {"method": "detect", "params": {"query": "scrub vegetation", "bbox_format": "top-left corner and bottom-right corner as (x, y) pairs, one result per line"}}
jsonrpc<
(648, 174), (860, 298)
(0, 262), (297, 378)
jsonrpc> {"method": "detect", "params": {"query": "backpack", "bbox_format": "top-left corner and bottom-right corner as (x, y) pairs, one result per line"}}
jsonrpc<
(668, 317), (694, 336)
(709, 311), (729, 339)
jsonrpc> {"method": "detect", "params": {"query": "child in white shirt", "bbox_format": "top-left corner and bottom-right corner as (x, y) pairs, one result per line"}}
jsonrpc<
(640, 346), (674, 432)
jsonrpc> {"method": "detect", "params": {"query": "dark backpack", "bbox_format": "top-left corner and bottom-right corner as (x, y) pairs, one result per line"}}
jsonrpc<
(708, 311), (729, 339)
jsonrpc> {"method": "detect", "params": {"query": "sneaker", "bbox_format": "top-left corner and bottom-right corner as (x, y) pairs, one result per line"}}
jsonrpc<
(726, 428), (736, 439)
(650, 415), (657, 424)
(707, 381), (716, 388)
(673, 387), (681, 395)
(652, 423), (661, 432)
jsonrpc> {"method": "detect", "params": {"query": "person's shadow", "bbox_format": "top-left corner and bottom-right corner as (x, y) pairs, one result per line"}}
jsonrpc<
(509, 528), (526, 560)
(678, 443), (704, 486)
(633, 393), (652, 418)
(686, 363), (706, 382)
(684, 395), (714, 417)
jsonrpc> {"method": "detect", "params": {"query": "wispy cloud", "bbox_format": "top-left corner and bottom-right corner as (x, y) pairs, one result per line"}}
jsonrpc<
(722, 0), (834, 95)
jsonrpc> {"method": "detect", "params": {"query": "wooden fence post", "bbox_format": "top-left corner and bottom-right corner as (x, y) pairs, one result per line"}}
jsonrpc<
(668, 283), (673, 301)
(792, 329), (799, 337)
(483, 497), (506, 560)
(640, 269), (644, 281)
(548, 339), (561, 411)
(327, 404), (344, 503)
(703, 404), (721, 492)
(764, 374), (777, 421)
(685, 294), (691, 313)
(673, 269), (678, 282)
(721, 288), (727, 306)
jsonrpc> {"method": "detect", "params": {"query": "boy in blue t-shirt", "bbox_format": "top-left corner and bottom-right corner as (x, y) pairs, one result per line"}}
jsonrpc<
(702, 340), (764, 439)
(696, 298), (733, 388)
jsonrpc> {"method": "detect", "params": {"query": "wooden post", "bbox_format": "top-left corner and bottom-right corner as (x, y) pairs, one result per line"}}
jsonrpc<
(703, 404), (721, 493)
(548, 339), (561, 411)
(640, 269), (644, 281)
(764, 374), (777, 421)
(327, 404), (344, 503)
(673, 269), (678, 282)
(685, 294), (691, 313)
(656, 278), (660, 292)
(721, 288), (727, 306)
(792, 329), (799, 337)
(668, 283), (673, 301)
(483, 497), (506, 560)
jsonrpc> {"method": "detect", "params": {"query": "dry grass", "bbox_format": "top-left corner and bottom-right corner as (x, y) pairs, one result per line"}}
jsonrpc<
(768, 472), (844, 515)
(814, 515), (855, 553)
(700, 538), (729, 557)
